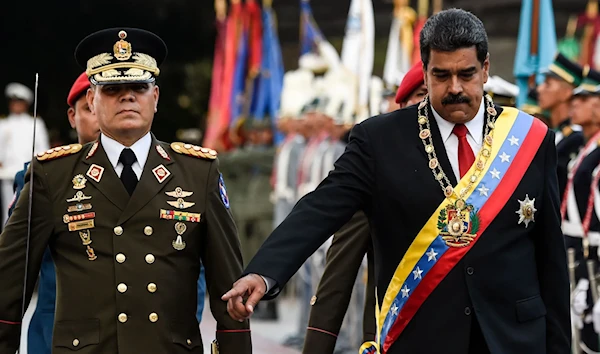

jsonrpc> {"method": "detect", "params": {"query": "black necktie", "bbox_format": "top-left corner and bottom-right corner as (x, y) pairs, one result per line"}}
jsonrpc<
(119, 148), (138, 195)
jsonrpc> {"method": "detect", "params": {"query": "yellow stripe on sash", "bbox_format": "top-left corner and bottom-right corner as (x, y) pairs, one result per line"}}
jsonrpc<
(376, 107), (520, 337)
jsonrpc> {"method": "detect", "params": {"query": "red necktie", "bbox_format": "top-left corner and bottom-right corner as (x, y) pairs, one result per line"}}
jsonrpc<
(452, 124), (475, 178)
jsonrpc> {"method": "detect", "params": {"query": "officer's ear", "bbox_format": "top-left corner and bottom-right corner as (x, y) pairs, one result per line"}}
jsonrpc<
(67, 107), (76, 129)
(152, 84), (160, 113)
(86, 86), (96, 114)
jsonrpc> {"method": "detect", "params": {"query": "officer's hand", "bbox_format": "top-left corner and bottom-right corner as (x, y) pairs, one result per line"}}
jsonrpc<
(221, 274), (266, 321)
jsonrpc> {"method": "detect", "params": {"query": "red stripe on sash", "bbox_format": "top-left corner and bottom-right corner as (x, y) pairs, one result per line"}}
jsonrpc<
(382, 118), (548, 353)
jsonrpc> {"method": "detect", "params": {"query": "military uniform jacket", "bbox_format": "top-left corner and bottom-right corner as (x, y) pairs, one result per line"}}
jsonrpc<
(244, 105), (570, 354)
(0, 135), (251, 354)
(556, 119), (584, 201)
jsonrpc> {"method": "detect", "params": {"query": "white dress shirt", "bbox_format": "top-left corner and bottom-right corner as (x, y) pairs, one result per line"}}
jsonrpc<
(261, 101), (487, 294)
(101, 132), (152, 179)
(431, 99), (485, 181)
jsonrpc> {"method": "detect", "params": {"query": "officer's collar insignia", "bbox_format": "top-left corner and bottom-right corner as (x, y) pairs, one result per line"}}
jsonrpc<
(156, 145), (171, 161)
(86, 164), (105, 183)
(219, 173), (230, 209)
(72, 174), (87, 189)
(516, 194), (537, 228)
(86, 141), (99, 159)
(152, 164), (171, 183)
(114, 30), (132, 61)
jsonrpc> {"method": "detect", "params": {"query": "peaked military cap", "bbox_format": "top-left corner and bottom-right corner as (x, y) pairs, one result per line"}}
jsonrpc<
(75, 28), (167, 85)
(542, 53), (584, 87)
(573, 66), (600, 96)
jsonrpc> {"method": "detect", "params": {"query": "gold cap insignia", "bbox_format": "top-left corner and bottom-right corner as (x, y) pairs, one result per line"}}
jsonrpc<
(114, 30), (132, 61)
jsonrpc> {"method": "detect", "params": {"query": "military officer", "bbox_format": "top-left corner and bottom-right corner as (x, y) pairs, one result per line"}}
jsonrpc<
(0, 83), (50, 229)
(537, 53), (585, 199)
(225, 9), (569, 354)
(561, 67), (600, 353)
(301, 63), (427, 354)
(0, 28), (251, 354)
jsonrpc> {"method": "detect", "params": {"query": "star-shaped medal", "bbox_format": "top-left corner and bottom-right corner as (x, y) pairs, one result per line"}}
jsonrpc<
(516, 194), (537, 228)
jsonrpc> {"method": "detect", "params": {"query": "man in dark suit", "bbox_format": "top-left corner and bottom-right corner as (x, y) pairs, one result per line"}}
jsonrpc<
(0, 28), (250, 354)
(223, 9), (569, 354)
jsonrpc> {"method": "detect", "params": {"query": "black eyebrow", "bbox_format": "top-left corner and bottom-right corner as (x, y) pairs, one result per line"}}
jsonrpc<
(431, 68), (449, 74)
(460, 67), (477, 74)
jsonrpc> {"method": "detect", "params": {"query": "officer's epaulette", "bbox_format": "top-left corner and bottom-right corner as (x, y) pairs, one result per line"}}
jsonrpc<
(170, 142), (217, 160)
(562, 125), (573, 138)
(36, 144), (82, 161)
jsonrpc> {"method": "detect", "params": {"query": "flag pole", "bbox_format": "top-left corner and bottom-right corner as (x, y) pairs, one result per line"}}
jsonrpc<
(528, 0), (540, 87)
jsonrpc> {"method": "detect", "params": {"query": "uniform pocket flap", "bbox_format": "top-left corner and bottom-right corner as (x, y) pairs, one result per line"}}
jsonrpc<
(516, 294), (546, 323)
(53, 319), (100, 351)
(171, 322), (203, 349)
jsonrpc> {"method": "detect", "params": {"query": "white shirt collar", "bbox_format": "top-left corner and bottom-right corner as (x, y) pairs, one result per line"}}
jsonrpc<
(431, 98), (485, 145)
(101, 132), (152, 170)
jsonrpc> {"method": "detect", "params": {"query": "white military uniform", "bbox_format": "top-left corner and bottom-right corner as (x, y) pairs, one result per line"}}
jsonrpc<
(0, 83), (50, 227)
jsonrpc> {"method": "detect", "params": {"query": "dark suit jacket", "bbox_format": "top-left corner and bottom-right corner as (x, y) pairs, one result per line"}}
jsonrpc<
(244, 105), (570, 354)
(0, 135), (251, 354)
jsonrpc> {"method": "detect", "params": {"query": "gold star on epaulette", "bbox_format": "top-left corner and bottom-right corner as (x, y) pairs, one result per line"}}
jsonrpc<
(170, 142), (217, 160)
(36, 144), (83, 161)
(562, 126), (573, 138)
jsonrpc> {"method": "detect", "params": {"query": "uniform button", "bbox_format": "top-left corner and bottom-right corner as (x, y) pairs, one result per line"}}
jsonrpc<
(149, 312), (159, 322)
(144, 226), (153, 236)
(147, 283), (157, 293)
(114, 226), (123, 236)
(73, 339), (80, 347)
(145, 254), (155, 264)
(464, 307), (471, 316)
(116, 253), (126, 263)
(117, 283), (128, 293)
(186, 339), (192, 345)
(466, 267), (474, 275)
(118, 313), (128, 323)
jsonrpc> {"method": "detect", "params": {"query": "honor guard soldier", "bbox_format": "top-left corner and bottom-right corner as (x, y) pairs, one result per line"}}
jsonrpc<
(226, 9), (570, 354)
(0, 82), (50, 229)
(483, 75), (519, 108)
(302, 63), (427, 354)
(0, 28), (251, 354)
(538, 53), (585, 200)
(562, 67), (600, 353)
(520, 87), (550, 125)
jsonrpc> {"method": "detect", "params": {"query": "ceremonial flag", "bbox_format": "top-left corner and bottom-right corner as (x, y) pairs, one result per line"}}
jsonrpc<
(578, 0), (600, 69)
(513, 0), (557, 108)
(341, 0), (375, 123)
(300, 0), (324, 56)
(412, 0), (428, 65)
(205, 0), (227, 145)
(383, 0), (416, 89)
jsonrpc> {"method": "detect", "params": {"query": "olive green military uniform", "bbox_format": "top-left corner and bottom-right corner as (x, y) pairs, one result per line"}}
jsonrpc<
(302, 211), (376, 353)
(0, 137), (251, 354)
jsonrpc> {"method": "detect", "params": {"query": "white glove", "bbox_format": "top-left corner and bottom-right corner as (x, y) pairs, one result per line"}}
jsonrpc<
(593, 298), (600, 333)
(572, 279), (589, 330)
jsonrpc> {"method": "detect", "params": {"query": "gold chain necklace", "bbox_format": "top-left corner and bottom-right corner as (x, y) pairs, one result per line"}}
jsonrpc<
(417, 94), (497, 209)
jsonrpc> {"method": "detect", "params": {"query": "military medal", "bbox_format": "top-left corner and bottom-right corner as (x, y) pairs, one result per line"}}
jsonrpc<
(152, 164), (171, 183)
(68, 220), (95, 232)
(160, 209), (201, 222)
(67, 203), (92, 212)
(67, 191), (92, 203)
(417, 94), (497, 247)
(172, 222), (187, 251)
(79, 230), (93, 245)
(72, 174), (87, 189)
(516, 194), (536, 228)
(167, 198), (195, 209)
(86, 246), (98, 261)
(63, 212), (96, 224)
(86, 164), (104, 183)
(166, 187), (193, 198)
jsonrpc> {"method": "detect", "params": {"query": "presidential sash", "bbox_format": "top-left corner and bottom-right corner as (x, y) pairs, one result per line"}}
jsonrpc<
(360, 108), (548, 354)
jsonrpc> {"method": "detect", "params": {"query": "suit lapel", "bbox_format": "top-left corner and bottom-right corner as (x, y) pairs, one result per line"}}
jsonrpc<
(82, 140), (130, 211)
(117, 136), (174, 225)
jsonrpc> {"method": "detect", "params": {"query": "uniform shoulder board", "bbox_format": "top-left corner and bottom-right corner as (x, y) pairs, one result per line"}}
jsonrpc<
(562, 125), (573, 138)
(36, 144), (82, 161)
(170, 142), (217, 160)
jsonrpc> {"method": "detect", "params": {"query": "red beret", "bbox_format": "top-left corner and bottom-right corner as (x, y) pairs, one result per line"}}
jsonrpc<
(395, 63), (425, 104)
(67, 72), (90, 107)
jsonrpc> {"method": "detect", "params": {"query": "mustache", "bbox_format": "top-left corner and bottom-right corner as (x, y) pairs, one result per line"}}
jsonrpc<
(442, 94), (471, 105)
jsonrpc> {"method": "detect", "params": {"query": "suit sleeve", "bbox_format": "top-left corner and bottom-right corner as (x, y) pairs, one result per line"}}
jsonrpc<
(536, 131), (571, 353)
(0, 160), (54, 353)
(244, 123), (376, 297)
(200, 158), (252, 354)
(303, 211), (371, 353)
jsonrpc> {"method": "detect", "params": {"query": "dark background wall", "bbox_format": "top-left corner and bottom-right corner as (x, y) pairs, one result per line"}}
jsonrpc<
(0, 0), (589, 145)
